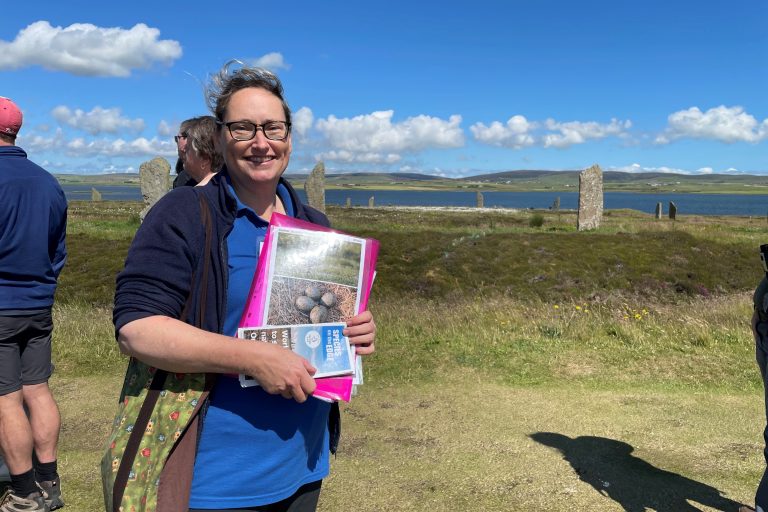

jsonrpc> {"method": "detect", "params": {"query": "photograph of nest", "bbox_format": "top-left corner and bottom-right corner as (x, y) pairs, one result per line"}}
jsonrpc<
(272, 230), (364, 288)
(267, 277), (358, 325)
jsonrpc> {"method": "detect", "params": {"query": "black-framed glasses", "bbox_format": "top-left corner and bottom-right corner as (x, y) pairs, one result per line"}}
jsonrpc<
(218, 120), (291, 141)
(174, 133), (187, 143)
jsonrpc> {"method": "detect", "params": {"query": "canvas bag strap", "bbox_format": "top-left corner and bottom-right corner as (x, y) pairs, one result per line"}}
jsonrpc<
(112, 193), (213, 510)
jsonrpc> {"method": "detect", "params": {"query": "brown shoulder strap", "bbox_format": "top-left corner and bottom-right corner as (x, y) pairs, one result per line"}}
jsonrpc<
(112, 193), (213, 510)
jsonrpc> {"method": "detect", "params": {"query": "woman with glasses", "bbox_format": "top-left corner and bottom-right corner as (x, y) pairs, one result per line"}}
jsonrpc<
(111, 61), (376, 511)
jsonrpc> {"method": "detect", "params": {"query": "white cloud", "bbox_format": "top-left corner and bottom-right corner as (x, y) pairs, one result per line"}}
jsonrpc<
(64, 136), (176, 158)
(102, 164), (137, 174)
(656, 105), (768, 144)
(52, 106), (145, 135)
(22, 129), (175, 159)
(607, 163), (741, 175)
(17, 128), (66, 152)
(470, 115), (535, 149)
(0, 21), (181, 77)
(251, 52), (290, 71)
(541, 118), (631, 148)
(471, 116), (631, 149)
(157, 120), (174, 137)
(315, 150), (401, 164)
(292, 107), (314, 139)
(314, 110), (463, 164)
(609, 163), (694, 174)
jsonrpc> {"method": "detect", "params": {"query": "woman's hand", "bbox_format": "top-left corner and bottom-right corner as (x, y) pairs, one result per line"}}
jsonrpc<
(245, 342), (317, 402)
(344, 310), (376, 356)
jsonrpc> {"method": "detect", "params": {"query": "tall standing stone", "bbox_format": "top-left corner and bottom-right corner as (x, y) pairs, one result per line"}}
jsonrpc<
(669, 201), (677, 220)
(306, 161), (326, 213)
(476, 191), (484, 208)
(368, 196), (375, 208)
(551, 197), (560, 211)
(655, 202), (663, 219)
(577, 164), (603, 231)
(139, 157), (171, 221)
(345, 197), (352, 208)
(91, 187), (102, 201)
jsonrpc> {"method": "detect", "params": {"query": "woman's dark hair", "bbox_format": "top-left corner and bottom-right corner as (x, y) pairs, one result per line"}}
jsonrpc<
(205, 60), (291, 127)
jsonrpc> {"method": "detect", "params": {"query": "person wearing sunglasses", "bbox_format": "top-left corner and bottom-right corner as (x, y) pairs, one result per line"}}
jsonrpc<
(172, 119), (197, 189)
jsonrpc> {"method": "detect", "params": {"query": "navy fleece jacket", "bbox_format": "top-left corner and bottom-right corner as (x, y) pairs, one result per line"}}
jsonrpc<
(0, 146), (67, 311)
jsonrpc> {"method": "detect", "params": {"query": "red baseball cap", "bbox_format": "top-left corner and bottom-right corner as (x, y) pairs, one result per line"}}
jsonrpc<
(0, 97), (23, 136)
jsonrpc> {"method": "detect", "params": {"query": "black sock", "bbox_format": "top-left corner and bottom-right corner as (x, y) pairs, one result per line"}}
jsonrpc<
(10, 468), (38, 497)
(34, 460), (58, 482)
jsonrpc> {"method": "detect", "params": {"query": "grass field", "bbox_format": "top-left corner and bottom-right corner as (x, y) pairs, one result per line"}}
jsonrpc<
(40, 201), (768, 510)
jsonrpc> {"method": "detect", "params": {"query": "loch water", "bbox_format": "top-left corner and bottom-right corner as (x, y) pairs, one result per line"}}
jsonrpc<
(61, 185), (768, 217)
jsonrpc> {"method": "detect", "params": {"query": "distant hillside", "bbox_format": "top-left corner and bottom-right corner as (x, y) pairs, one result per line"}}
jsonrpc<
(287, 171), (445, 184)
(55, 173), (140, 185)
(54, 169), (768, 194)
(462, 169), (768, 185)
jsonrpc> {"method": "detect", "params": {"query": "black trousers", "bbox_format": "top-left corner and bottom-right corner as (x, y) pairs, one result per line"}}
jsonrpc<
(188, 480), (322, 512)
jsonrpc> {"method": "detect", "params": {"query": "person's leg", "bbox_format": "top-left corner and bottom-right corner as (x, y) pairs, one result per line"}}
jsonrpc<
(22, 383), (60, 465)
(18, 311), (58, 466)
(0, 316), (40, 501)
(754, 311), (768, 511)
(18, 311), (63, 509)
(0, 389), (34, 475)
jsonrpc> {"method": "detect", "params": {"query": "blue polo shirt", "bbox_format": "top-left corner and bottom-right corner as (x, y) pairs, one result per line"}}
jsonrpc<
(189, 179), (331, 508)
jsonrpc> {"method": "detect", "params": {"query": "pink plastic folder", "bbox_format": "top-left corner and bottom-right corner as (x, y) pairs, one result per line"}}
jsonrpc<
(238, 213), (379, 402)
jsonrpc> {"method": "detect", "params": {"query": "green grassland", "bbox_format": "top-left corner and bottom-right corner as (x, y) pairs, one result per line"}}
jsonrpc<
(56, 169), (768, 194)
(45, 201), (768, 510)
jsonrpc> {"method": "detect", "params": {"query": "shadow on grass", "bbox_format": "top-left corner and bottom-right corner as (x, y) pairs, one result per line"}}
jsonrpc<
(530, 432), (745, 511)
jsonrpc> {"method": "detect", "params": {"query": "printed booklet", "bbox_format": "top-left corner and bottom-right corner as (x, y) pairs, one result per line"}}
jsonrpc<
(237, 323), (355, 383)
(238, 213), (379, 402)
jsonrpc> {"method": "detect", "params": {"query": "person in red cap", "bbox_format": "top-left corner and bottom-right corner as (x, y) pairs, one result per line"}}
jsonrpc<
(0, 97), (67, 512)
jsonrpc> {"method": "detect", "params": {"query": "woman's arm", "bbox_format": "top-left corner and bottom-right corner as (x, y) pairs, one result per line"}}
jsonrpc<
(118, 316), (318, 402)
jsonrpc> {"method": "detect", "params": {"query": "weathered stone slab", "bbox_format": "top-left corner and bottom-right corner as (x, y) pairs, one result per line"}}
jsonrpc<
(476, 191), (484, 208)
(368, 196), (375, 208)
(551, 197), (560, 211)
(345, 197), (352, 208)
(655, 202), (662, 219)
(577, 164), (603, 231)
(139, 157), (171, 221)
(91, 187), (102, 201)
(669, 201), (677, 220)
(306, 161), (326, 213)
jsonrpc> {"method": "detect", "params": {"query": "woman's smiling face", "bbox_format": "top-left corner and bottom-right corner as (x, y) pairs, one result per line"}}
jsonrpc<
(218, 87), (292, 192)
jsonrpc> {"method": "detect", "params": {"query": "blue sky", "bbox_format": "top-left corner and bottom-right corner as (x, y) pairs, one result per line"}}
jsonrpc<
(1, 1), (766, 177)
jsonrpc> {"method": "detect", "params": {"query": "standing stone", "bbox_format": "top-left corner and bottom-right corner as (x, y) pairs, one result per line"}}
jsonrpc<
(345, 197), (352, 208)
(476, 191), (484, 208)
(305, 161), (326, 213)
(577, 164), (603, 231)
(655, 202), (663, 219)
(91, 187), (102, 202)
(669, 201), (677, 220)
(551, 197), (560, 211)
(139, 157), (171, 221)
(368, 196), (375, 208)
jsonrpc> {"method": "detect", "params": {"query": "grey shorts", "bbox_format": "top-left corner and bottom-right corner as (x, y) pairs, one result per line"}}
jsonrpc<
(0, 311), (54, 395)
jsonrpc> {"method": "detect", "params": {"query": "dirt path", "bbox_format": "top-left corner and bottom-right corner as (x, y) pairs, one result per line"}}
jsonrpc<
(51, 374), (762, 511)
